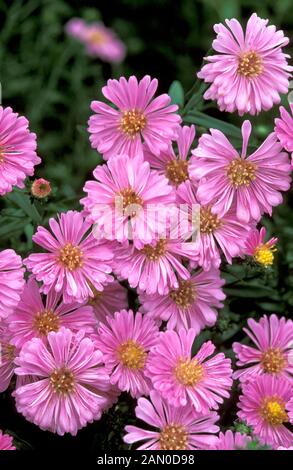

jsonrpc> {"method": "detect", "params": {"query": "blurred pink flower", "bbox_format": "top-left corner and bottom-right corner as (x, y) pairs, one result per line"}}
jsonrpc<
(245, 226), (278, 268)
(275, 104), (293, 161)
(9, 278), (97, 349)
(88, 75), (180, 159)
(139, 268), (225, 333)
(66, 18), (126, 63)
(198, 13), (292, 115)
(0, 431), (15, 450)
(0, 320), (16, 392)
(191, 121), (291, 223)
(233, 314), (293, 384)
(124, 390), (219, 450)
(0, 106), (41, 195)
(211, 430), (251, 450)
(14, 327), (110, 435)
(146, 329), (233, 412)
(24, 210), (114, 304)
(0, 249), (25, 319)
(237, 375), (293, 449)
(31, 178), (51, 198)
(95, 310), (159, 398)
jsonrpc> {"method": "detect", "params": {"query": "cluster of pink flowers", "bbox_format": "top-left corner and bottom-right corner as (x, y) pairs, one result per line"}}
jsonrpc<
(0, 12), (292, 451)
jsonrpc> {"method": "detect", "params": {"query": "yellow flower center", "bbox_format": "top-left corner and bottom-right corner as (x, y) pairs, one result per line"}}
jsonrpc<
(165, 160), (189, 186)
(50, 368), (75, 394)
(120, 109), (146, 137)
(58, 243), (83, 271)
(33, 309), (60, 336)
(142, 239), (167, 261)
(117, 187), (143, 217)
(1, 342), (15, 360)
(174, 358), (204, 386)
(117, 339), (146, 370)
(159, 424), (188, 450)
(88, 30), (106, 45)
(261, 348), (286, 374)
(169, 280), (196, 309)
(254, 244), (276, 267)
(0, 146), (5, 164)
(200, 206), (222, 234)
(238, 51), (263, 78)
(226, 159), (256, 187)
(260, 397), (288, 426)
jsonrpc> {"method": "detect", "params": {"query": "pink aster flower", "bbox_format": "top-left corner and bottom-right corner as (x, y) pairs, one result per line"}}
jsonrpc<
(95, 310), (159, 398)
(88, 75), (181, 160)
(14, 327), (110, 436)
(237, 375), (293, 449)
(176, 180), (251, 270)
(139, 268), (225, 333)
(113, 233), (198, 295)
(0, 321), (16, 392)
(0, 106), (41, 195)
(198, 13), (292, 115)
(9, 278), (97, 349)
(146, 329), (233, 412)
(24, 210), (113, 303)
(88, 280), (128, 324)
(211, 430), (251, 450)
(81, 154), (175, 246)
(191, 121), (291, 223)
(233, 314), (293, 384)
(278, 446), (293, 450)
(143, 125), (196, 191)
(245, 226), (278, 268)
(0, 431), (15, 450)
(288, 398), (293, 423)
(0, 249), (25, 319)
(275, 104), (293, 158)
(124, 390), (219, 450)
(66, 18), (126, 63)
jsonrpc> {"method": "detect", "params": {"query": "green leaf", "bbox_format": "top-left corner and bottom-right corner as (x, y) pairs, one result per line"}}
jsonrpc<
(168, 80), (184, 107)
(6, 191), (41, 224)
(184, 111), (242, 139)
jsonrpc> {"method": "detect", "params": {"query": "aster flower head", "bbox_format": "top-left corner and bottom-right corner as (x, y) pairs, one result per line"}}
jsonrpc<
(176, 180), (251, 270)
(66, 18), (126, 63)
(139, 267), (225, 334)
(245, 226), (278, 268)
(88, 75), (181, 160)
(81, 154), (175, 247)
(275, 104), (293, 158)
(233, 314), (293, 384)
(0, 320), (16, 392)
(198, 13), (293, 115)
(124, 390), (219, 450)
(146, 329), (233, 412)
(0, 431), (15, 450)
(144, 124), (196, 190)
(9, 278), (97, 349)
(113, 231), (198, 295)
(95, 310), (159, 398)
(0, 249), (25, 319)
(14, 327), (110, 436)
(88, 280), (128, 324)
(31, 178), (51, 198)
(191, 121), (291, 223)
(211, 430), (251, 450)
(24, 210), (114, 303)
(237, 375), (293, 449)
(0, 106), (41, 195)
